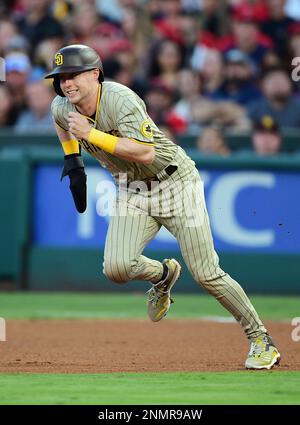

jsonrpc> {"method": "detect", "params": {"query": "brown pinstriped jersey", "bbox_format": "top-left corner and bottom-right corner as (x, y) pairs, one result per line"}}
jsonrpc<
(51, 81), (179, 182)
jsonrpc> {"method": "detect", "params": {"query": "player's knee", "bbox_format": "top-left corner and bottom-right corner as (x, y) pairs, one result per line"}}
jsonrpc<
(194, 271), (227, 289)
(103, 266), (128, 284)
(103, 261), (131, 284)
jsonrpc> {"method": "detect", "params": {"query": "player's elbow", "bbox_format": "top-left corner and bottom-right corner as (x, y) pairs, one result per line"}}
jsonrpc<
(140, 147), (155, 165)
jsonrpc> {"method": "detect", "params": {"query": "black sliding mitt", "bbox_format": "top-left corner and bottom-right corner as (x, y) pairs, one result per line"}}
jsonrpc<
(61, 154), (87, 213)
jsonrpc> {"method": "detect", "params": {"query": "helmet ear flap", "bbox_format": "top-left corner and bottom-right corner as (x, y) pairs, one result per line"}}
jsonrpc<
(53, 76), (65, 97)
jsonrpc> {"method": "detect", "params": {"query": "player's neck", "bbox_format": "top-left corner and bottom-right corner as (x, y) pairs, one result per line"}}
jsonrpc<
(75, 84), (99, 118)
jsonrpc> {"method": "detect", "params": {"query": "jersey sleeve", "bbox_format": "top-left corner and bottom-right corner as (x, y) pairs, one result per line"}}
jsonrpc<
(51, 96), (69, 131)
(115, 92), (155, 145)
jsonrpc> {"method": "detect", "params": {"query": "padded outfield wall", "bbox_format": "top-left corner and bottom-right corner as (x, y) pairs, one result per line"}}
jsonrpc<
(0, 141), (300, 293)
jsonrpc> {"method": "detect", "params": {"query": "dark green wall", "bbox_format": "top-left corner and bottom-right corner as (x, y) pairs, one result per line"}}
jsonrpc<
(28, 247), (300, 294)
(0, 149), (30, 283)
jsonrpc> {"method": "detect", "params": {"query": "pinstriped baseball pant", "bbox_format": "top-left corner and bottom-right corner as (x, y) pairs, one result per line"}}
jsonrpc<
(103, 149), (267, 341)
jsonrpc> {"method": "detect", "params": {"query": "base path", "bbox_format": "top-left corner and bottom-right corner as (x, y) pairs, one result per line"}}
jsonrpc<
(0, 320), (299, 373)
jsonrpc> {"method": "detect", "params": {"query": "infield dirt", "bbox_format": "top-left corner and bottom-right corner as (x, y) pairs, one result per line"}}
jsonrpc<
(0, 320), (299, 373)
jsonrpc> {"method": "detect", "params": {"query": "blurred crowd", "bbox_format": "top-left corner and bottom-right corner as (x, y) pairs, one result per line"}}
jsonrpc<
(1, 0), (300, 156)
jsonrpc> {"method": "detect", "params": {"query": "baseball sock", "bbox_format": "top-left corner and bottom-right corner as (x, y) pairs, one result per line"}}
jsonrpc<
(153, 263), (169, 286)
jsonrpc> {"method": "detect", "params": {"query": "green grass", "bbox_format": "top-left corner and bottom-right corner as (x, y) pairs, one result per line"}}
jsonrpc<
(0, 372), (299, 405)
(0, 292), (298, 320)
(1, 293), (299, 405)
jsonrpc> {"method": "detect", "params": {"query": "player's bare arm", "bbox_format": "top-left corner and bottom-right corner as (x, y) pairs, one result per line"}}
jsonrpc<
(67, 111), (155, 165)
(54, 121), (79, 153)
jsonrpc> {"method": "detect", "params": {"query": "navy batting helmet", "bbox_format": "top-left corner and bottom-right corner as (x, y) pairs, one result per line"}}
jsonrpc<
(45, 44), (104, 97)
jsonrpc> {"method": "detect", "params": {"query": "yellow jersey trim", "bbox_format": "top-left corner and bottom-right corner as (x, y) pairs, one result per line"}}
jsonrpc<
(95, 83), (101, 123)
(129, 138), (155, 146)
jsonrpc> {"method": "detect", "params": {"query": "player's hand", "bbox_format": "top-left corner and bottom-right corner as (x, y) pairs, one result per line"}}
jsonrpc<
(67, 112), (92, 140)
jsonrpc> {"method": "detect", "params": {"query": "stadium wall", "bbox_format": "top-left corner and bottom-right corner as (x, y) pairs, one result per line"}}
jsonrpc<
(0, 138), (300, 293)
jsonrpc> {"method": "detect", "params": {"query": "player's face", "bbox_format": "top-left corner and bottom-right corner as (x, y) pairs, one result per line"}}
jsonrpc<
(59, 69), (98, 104)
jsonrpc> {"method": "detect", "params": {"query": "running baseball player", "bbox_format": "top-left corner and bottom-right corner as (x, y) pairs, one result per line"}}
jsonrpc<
(45, 44), (281, 370)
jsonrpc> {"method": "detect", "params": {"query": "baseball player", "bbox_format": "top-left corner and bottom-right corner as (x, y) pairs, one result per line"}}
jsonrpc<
(45, 44), (281, 370)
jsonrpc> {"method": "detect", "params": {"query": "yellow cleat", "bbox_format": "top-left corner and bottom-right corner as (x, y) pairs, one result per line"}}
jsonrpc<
(245, 334), (281, 370)
(147, 258), (181, 322)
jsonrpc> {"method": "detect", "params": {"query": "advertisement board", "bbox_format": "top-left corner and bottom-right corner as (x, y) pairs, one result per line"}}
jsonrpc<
(33, 166), (299, 253)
